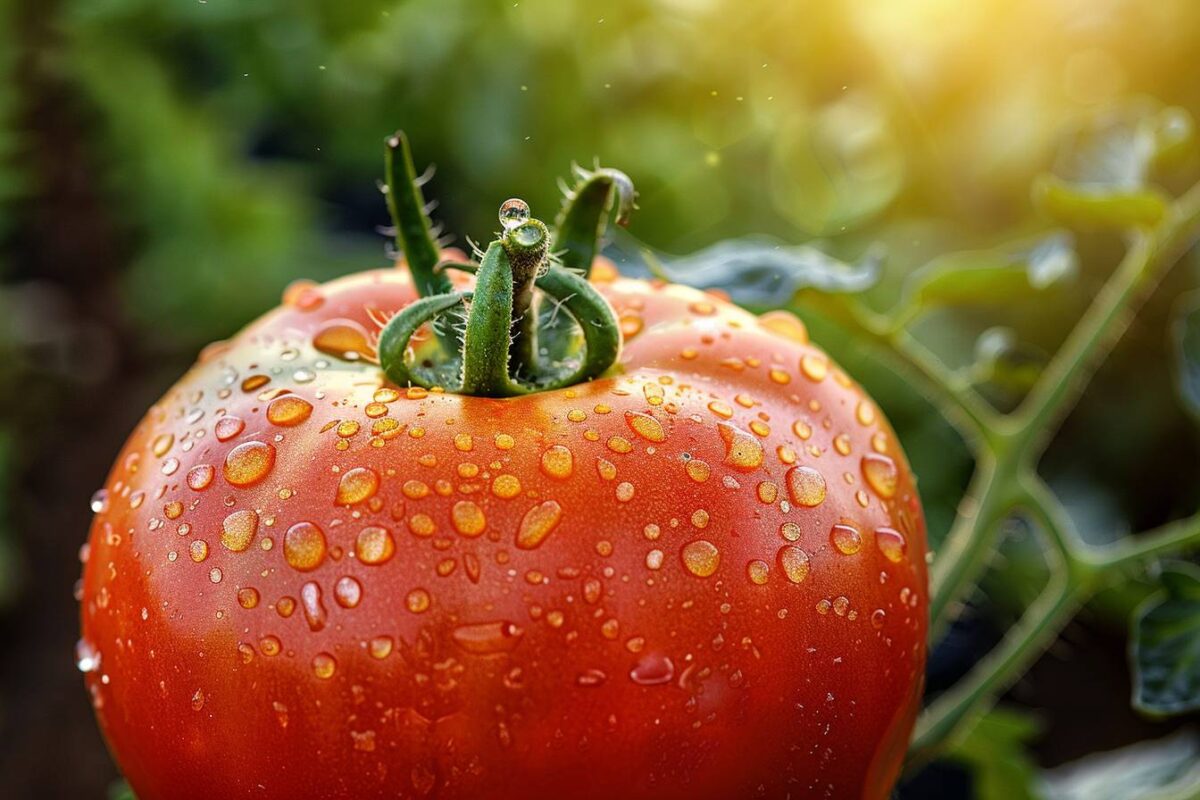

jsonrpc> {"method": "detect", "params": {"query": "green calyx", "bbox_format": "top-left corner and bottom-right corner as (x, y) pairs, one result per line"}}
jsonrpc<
(377, 132), (634, 397)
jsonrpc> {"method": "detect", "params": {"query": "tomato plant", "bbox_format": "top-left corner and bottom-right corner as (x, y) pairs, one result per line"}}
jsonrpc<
(79, 135), (928, 799)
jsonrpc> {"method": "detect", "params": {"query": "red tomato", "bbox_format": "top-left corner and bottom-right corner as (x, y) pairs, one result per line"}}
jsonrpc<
(80, 258), (927, 799)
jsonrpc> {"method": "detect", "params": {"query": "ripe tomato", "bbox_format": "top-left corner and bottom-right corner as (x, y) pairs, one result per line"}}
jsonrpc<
(80, 150), (927, 800)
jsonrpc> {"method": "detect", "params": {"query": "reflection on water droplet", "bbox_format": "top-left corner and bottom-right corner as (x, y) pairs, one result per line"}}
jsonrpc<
(312, 652), (337, 680)
(313, 320), (376, 362)
(221, 509), (258, 552)
(336, 467), (380, 505)
(681, 540), (720, 578)
(516, 500), (562, 550)
(75, 639), (101, 673)
(862, 454), (899, 499)
(786, 465), (827, 507)
(718, 423), (764, 470)
(90, 490), (109, 514)
(830, 523), (862, 555)
(267, 395), (313, 427)
(355, 526), (395, 565)
(499, 198), (530, 231)
(452, 621), (525, 655)
(284, 522), (327, 572)
(777, 545), (810, 583)
(875, 526), (907, 563)
(223, 441), (275, 486)
(629, 653), (675, 686)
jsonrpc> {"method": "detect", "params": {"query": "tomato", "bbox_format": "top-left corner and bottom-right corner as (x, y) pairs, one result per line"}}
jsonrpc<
(79, 142), (927, 799)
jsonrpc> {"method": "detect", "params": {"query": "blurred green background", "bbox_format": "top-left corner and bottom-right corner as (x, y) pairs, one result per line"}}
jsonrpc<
(1, 0), (1198, 796)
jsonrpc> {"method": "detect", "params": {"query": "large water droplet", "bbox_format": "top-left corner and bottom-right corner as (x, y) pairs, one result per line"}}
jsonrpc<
(452, 621), (525, 655)
(499, 198), (530, 231)
(629, 653), (675, 686)
(681, 540), (720, 578)
(516, 500), (563, 550)
(75, 639), (101, 673)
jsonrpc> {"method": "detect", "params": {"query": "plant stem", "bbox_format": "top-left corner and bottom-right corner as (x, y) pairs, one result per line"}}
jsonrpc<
(909, 577), (1078, 766)
(1014, 180), (1200, 454)
(906, 177), (1200, 763)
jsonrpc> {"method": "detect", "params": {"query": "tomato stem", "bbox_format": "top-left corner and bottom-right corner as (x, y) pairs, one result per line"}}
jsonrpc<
(377, 214), (621, 396)
(383, 131), (452, 299)
(554, 165), (637, 277)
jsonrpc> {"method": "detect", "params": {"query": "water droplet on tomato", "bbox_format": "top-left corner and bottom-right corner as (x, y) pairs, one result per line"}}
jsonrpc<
(214, 415), (245, 442)
(336, 467), (380, 505)
(452, 621), (525, 655)
(629, 653), (675, 686)
(334, 576), (363, 608)
(718, 423), (764, 470)
(862, 454), (899, 499)
(786, 465), (827, 507)
(223, 441), (275, 486)
(284, 522), (327, 572)
(624, 411), (665, 442)
(777, 545), (810, 583)
(355, 526), (395, 565)
(875, 526), (907, 563)
(540, 445), (574, 479)
(516, 500), (562, 550)
(311, 652), (337, 679)
(313, 320), (375, 362)
(221, 509), (258, 552)
(267, 395), (313, 427)
(830, 523), (862, 555)
(681, 540), (720, 578)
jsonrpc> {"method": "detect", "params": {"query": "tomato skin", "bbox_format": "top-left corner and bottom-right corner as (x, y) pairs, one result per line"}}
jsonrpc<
(80, 263), (927, 800)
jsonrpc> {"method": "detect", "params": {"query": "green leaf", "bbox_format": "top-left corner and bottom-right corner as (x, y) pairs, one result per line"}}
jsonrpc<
(971, 327), (1045, 395)
(1130, 562), (1200, 716)
(630, 236), (880, 308)
(1033, 104), (1193, 228)
(904, 232), (1077, 310)
(1171, 290), (1200, 420)
(947, 707), (1042, 800)
(1042, 730), (1200, 800)
(108, 779), (136, 800)
(1033, 176), (1168, 228)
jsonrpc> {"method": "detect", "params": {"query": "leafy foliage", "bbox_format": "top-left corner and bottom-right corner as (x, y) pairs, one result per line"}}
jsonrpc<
(1131, 563), (1200, 716)
(946, 708), (1041, 800)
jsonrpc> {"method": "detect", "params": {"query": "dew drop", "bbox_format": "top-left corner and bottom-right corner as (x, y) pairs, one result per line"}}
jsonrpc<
(336, 467), (380, 505)
(451, 500), (487, 537)
(214, 416), (245, 442)
(187, 464), (215, 491)
(406, 588), (431, 614)
(786, 465), (827, 507)
(516, 500), (563, 550)
(777, 545), (810, 583)
(681, 540), (720, 578)
(718, 423), (764, 470)
(313, 320), (375, 362)
(540, 445), (574, 479)
(267, 395), (313, 427)
(220, 509), (258, 552)
(334, 576), (363, 608)
(452, 621), (525, 655)
(499, 198), (530, 231)
(223, 441), (275, 486)
(624, 411), (665, 442)
(629, 653), (675, 686)
(862, 454), (899, 499)
(875, 526), (907, 563)
(300, 581), (327, 631)
(90, 489), (109, 514)
(284, 522), (327, 572)
(830, 523), (862, 555)
(355, 526), (395, 565)
(312, 652), (337, 680)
